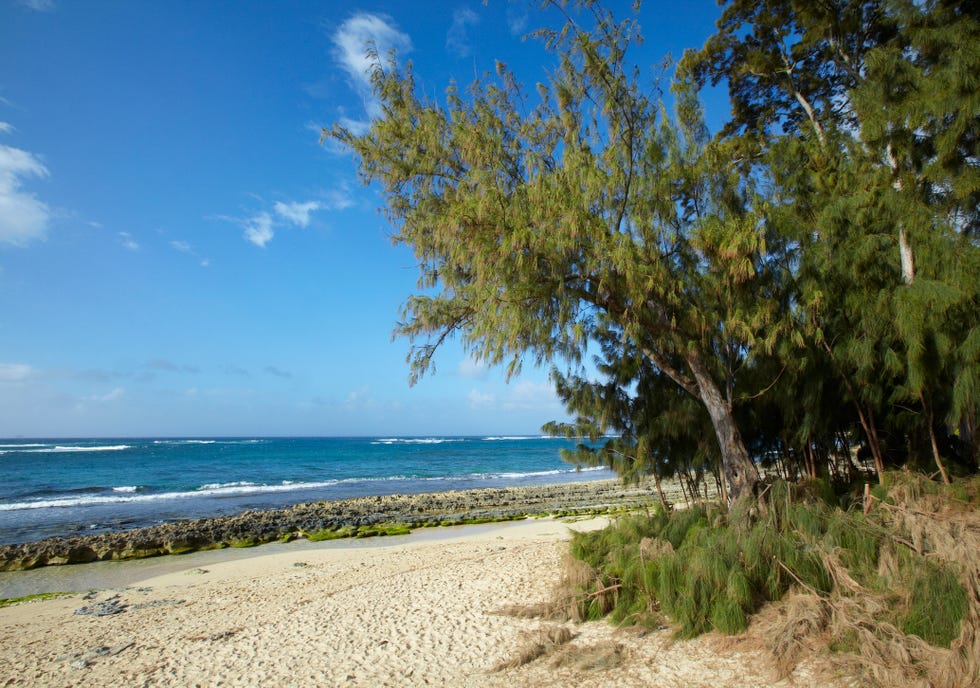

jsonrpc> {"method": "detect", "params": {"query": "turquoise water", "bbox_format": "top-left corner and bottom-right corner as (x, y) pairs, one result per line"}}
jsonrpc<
(0, 437), (612, 544)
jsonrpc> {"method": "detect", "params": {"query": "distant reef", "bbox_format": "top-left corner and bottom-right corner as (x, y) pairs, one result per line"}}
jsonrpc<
(0, 479), (668, 571)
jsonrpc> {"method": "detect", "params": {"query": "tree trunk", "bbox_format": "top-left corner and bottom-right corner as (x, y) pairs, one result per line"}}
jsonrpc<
(899, 227), (915, 285)
(651, 470), (670, 512)
(887, 144), (916, 286)
(685, 351), (760, 506)
(920, 390), (951, 485)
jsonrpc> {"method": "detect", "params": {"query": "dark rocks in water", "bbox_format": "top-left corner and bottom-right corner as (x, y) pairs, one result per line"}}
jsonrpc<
(0, 479), (666, 572)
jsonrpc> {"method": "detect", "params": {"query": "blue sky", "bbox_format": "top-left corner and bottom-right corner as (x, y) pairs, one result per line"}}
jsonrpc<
(0, 0), (725, 438)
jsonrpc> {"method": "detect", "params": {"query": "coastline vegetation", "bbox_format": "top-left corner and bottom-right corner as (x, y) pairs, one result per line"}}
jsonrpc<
(0, 591), (76, 608)
(555, 472), (979, 685)
(332, 0), (977, 684)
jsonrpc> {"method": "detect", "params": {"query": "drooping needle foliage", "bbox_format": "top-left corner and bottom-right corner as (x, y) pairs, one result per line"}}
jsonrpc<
(330, 0), (977, 502)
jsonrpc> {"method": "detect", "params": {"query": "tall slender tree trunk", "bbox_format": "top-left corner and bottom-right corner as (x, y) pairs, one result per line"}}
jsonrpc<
(822, 340), (886, 483)
(899, 228), (916, 284)
(685, 351), (760, 506)
(805, 440), (817, 480)
(651, 470), (670, 512)
(920, 390), (951, 485)
(887, 144), (916, 285)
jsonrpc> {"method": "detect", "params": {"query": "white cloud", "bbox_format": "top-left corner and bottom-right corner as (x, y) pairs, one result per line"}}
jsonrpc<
(0, 142), (51, 246)
(16, 0), (55, 12)
(332, 13), (412, 117)
(84, 387), (124, 403)
(243, 211), (275, 247)
(118, 231), (139, 251)
(447, 8), (480, 58)
(502, 380), (560, 411)
(506, 7), (529, 36)
(218, 191), (346, 247)
(457, 356), (487, 380)
(228, 195), (342, 247)
(274, 200), (321, 227)
(170, 240), (210, 266)
(345, 386), (376, 410)
(337, 116), (370, 137)
(0, 123), (13, 134)
(467, 388), (495, 409)
(322, 188), (355, 211)
(0, 363), (34, 382)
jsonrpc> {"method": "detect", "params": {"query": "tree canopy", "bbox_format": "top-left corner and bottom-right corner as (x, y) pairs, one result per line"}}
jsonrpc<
(331, 0), (979, 504)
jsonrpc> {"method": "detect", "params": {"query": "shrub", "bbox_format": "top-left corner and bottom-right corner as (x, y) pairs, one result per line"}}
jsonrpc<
(561, 474), (973, 678)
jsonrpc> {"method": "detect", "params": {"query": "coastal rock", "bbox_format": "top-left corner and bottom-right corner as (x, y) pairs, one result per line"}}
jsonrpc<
(0, 479), (671, 571)
(74, 596), (127, 616)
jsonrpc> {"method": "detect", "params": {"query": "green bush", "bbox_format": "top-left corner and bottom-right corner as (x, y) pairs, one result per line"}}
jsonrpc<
(564, 478), (970, 647)
(899, 558), (967, 647)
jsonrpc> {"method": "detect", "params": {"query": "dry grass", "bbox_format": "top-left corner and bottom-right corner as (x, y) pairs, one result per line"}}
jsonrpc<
(493, 552), (609, 623)
(748, 473), (980, 687)
(531, 472), (980, 687)
(549, 641), (625, 670)
(492, 624), (575, 671)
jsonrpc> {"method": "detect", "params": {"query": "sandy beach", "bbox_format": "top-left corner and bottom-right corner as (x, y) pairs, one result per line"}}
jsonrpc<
(0, 515), (848, 688)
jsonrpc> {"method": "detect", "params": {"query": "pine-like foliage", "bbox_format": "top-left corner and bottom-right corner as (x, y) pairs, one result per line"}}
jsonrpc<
(561, 475), (977, 686)
(330, 0), (977, 501)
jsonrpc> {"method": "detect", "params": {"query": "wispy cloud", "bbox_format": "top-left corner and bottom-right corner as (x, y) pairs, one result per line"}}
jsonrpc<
(467, 388), (495, 409)
(466, 379), (561, 412)
(264, 365), (292, 379)
(118, 231), (139, 251)
(323, 187), (355, 212)
(457, 356), (487, 380)
(84, 387), (124, 403)
(170, 240), (210, 266)
(332, 13), (412, 119)
(0, 132), (52, 246)
(0, 363), (34, 382)
(502, 380), (560, 411)
(16, 0), (55, 12)
(273, 200), (321, 228)
(146, 359), (200, 374)
(243, 212), (275, 247)
(335, 117), (370, 137)
(506, 6), (529, 36)
(222, 192), (348, 247)
(447, 8), (480, 58)
(0, 122), (13, 134)
(344, 386), (375, 409)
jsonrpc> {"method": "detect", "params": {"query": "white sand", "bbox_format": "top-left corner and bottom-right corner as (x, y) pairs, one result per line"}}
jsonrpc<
(0, 517), (847, 687)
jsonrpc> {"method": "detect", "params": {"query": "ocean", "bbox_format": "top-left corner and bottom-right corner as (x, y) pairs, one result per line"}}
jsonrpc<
(0, 436), (614, 545)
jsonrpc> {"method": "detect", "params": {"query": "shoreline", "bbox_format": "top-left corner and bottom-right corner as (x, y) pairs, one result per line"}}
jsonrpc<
(0, 514), (842, 687)
(0, 478), (676, 572)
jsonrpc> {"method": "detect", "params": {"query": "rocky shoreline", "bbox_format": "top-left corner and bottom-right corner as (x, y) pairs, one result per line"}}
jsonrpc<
(0, 479), (669, 572)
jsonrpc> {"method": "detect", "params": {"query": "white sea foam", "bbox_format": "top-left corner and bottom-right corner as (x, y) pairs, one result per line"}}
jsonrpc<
(153, 439), (217, 445)
(482, 436), (534, 441)
(196, 481), (258, 491)
(20, 445), (131, 454)
(0, 443), (49, 448)
(0, 463), (613, 513)
(372, 438), (465, 445)
(492, 469), (564, 479)
(0, 479), (345, 511)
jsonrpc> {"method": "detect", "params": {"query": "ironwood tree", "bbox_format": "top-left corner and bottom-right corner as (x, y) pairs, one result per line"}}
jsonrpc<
(330, 4), (784, 505)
